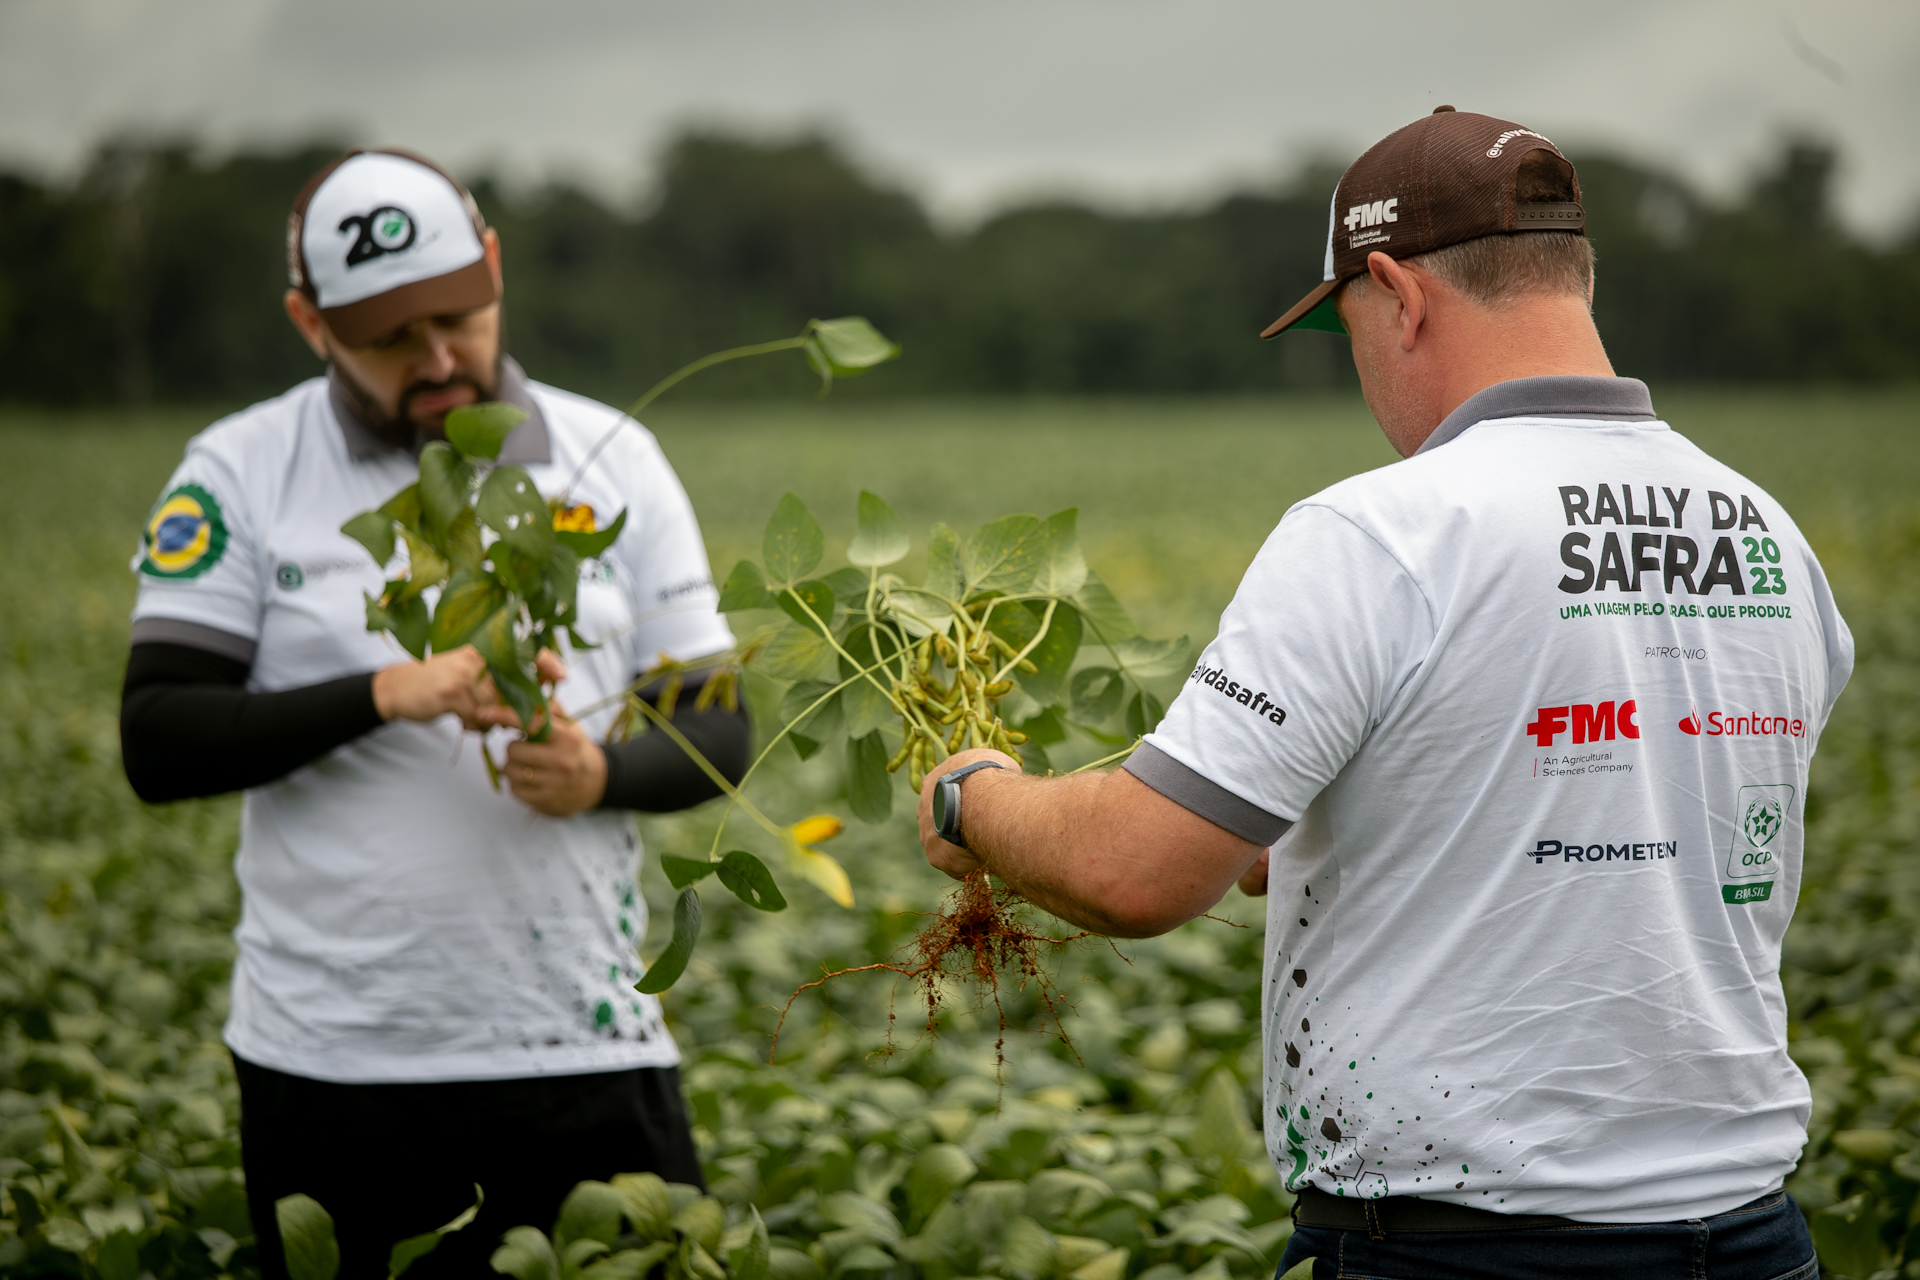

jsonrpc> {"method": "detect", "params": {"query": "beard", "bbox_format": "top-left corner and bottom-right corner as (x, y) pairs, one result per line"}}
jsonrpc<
(332, 353), (504, 454)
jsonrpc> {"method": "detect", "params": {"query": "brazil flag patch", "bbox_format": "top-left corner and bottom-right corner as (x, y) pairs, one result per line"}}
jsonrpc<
(141, 484), (228, 579)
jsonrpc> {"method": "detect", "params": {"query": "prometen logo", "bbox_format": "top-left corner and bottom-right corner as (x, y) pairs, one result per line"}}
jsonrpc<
(1188, 665), (1287, 726)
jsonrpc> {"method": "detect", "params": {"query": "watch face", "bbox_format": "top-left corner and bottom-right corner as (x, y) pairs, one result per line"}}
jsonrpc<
(932, 776), (954, 831)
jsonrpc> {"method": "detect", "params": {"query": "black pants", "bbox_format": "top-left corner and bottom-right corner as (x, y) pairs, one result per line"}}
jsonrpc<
(234, 1054), (704, 1280)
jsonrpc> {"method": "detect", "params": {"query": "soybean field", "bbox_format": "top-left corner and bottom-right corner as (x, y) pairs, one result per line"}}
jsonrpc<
(1, 388), (1917, 1278)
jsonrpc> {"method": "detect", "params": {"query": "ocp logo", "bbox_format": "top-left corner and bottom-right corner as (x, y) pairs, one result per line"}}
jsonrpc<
(1724, 783), (1794, 883)
(339, 205), (417, 267)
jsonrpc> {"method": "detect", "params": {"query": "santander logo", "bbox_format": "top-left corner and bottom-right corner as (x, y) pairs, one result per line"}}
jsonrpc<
(1680, 706), (1805, 738)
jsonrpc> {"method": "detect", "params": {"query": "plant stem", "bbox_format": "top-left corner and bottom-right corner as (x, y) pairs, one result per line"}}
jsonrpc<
(563, 335), (809, 497)
(1067, 739), (1142, 774)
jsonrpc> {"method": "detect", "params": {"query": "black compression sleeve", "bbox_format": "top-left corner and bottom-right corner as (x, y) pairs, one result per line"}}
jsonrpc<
(120, 643), (384, 803)
(597, 678), (751, 813)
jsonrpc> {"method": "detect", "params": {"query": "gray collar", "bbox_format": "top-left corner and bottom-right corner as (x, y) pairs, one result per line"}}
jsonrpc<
(1416, 375), (1657, 456)
(330, 355), (551, 464)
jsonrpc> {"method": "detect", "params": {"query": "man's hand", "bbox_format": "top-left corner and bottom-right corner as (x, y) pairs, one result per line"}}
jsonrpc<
(1238, 849), (1270, 896)
(371, 646), (492, 726)
(499, 706), (608, 817)
(917, 747), (1022, 879)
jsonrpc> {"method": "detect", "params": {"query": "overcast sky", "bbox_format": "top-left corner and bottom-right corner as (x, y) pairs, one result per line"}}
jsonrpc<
(2, 0), (1914, 234)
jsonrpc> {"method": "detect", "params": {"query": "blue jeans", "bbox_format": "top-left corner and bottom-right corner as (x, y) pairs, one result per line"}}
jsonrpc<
(1275, 1192), (1817, 1280)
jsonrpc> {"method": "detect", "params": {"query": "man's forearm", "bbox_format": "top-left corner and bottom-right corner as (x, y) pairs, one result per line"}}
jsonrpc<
(936, 758), (1263, 939)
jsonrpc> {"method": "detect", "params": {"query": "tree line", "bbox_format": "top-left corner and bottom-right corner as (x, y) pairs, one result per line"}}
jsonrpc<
(0, 131), (1914, 408)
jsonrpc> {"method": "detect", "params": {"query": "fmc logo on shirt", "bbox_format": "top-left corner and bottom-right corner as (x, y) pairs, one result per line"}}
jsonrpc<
(1526, 698), (1640, 747)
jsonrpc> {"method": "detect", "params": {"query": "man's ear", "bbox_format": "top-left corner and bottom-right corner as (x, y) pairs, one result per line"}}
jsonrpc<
(284, 289), (330, 361)
(1366, 252), (1427, 353)
(482, 228), (502, 294)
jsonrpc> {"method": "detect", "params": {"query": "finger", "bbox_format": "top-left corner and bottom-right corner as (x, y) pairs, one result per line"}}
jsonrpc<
(475, 705), (524, 730)
(534, 649), (569, 684)
(1238, 850), (1271, 897)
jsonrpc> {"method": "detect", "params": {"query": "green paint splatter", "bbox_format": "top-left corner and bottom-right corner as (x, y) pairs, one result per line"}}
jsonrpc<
(1349, 1061), (1357, 1069)
(619, 915), (632, 936)
(607, 965), (618, 981)
(1462, 1164), (1470, 1174)
(594, 1000), (614, 1028)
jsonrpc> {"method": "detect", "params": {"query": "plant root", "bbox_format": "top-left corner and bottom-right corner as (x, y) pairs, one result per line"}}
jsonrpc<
(771, 871), (1097, 1072)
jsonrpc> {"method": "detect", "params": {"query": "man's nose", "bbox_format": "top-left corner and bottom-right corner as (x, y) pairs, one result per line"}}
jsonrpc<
(416, 328), (458, 380)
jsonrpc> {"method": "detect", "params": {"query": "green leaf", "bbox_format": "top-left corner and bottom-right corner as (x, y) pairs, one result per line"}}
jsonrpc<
(580, 1242), (675, 1280)
(778, 580), (837, 636)
(418, 441), (472, 536)
(635, 887), (702, 994)
(381, 482), (424, 534)
(672, 1197), (726, 1254)
(609, 1173), (673, 1241)
(367, 590), (430, 660)
(429, 573), (508, 654)
(779, 680), (845, 746)
(543, 545), (581, 628)
(1070, 667), (1127, 723)
(1277, 1261), (1317, 1280)
(1114, 635), (1191, 680)
(444, 402), (529, 460)
(924, 522), (962, 602)
(846, 732), (894, 825)
(763, 493), (824, 584)
(963, 515), (1048, 594)
(96, 1229), (141, 1280)
(718, 560), (776, 612)
(395, 528), (450, 600)
(986, 601), (1082, 704)
(823, 565), (872, 608)
(840, 672), (897, 741)
(756, 623), (839, 683)
(809, 316), (902, 375)
(274, 1194), (340, 1280)
(1125, 690), (1166, 739)
(1814, 1194), (1885, 1280)
(906, 1143), (978, 1221)
(660, 856), (718, 890)
(479, 465), (554, 560)
(717, 851), (787, 912)
(848, 491), (909, 567)
(388, 1185), (483, 1277)
(490, 1225), (561, 1280)
(341, 510), (396, 568)
(726, 1207), (773, 1280)
(1033, 509), (1088, 597)
(472, 605), (547, 737)
(1189, 1071), (1253, 1162)
(555, 1181), (629, 1250)
(444, 507), (485, 573)
(1072, 571), (1139, 642)
(554, 507), (628, 560)
(564, 1239), (613, 1274)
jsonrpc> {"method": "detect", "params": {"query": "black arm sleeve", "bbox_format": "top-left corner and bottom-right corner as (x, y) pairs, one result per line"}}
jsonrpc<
(120, 643), (385, 803)
(597, 676), (751, 813)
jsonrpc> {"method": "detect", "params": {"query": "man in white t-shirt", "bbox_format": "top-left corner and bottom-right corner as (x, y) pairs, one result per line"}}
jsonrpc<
(119, 150), (745, 1278)
(916, 108), (1846, 1279)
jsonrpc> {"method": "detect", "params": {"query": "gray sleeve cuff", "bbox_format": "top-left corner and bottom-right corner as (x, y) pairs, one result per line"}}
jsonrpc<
(129, 618), (258, 665)
(1122, 741), (1293, 845)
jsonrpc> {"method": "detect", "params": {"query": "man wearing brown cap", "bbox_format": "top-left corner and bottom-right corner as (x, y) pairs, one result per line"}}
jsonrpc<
(916, 109), (1847, 1277)
(120, 149), (749, 1277)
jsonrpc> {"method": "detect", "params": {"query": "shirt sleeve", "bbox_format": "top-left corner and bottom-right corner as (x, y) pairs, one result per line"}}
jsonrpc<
(1132, 503), (1435, 833)
(128, 435), (267, 656)
(610, 430), (734, 671)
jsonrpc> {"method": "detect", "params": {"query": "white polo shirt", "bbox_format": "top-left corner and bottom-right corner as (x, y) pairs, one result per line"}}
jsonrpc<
(1127, 376), (1852, 1222)
(130, 362), (732, 1083)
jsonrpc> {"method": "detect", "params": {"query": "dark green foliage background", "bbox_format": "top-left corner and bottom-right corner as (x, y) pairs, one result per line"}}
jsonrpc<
(2, 133), (1917, 410)
(1, 390), (1917, 1276)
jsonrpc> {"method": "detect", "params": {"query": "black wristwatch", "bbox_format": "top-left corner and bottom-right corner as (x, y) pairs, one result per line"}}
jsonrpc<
(931, 761), (1005, 849)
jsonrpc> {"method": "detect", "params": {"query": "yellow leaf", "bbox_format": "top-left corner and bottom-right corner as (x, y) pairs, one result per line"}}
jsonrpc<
(783, 830), (854, 908)
(791, 814), (844, 846)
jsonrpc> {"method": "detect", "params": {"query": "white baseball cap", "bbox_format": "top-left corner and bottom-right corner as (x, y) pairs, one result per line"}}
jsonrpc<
(287, 149), (499, 346)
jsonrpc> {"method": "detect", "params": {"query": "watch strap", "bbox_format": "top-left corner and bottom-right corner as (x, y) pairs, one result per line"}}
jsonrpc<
(935, 760), (1005, 848)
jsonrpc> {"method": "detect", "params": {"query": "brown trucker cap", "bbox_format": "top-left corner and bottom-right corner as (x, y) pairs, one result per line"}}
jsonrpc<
(287, 149), (498, 346)
(1261, 106), (1585, 338)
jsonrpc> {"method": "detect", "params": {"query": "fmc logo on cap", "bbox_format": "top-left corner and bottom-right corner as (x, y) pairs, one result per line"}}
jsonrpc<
(288, 149), (498, 346)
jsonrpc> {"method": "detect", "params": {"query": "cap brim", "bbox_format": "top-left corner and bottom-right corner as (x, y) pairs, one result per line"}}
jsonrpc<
(1259, 278), (1345, 339)
(322, 257), (499, 347)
